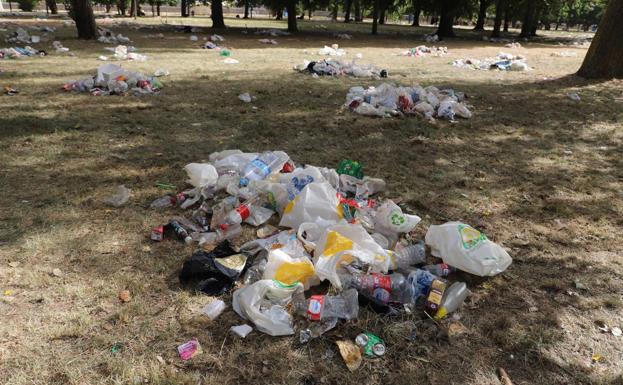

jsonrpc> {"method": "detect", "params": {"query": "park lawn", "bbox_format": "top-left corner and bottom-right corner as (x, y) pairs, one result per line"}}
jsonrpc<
(1, 14), (622, 385)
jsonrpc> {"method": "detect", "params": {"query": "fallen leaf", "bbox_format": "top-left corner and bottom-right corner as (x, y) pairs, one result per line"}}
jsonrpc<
(119, 290), (131, 303)
(142, 245), (151, 252)
(591, 354), (603, 363)
(447, 321), (468, 338)
(336, 340), (362, 372)
(52, 268), (62, 277)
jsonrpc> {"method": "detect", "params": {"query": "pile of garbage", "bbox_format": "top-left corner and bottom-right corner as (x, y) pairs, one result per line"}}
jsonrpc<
(100, 45), (147, 61)
(452, 52), (529, 71)
(97, 27), (131, 44)
(254, 29), (290, 37)
(551, 51), (577, 57)
(258, 39), (278, 45)
(294, 59), (387, 78)
(0, 46), (45, 58)
(318, 44), (346, 56)
(396, 45), (447, 57)
(345, 83), (472, 120)
(62, 63), (163, 96)
(4, 27), (43, 44)
(148, 151), (511, 362)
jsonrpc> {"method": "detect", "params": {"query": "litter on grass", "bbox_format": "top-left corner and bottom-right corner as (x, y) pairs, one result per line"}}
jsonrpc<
(345, 83), (472, 120)
(0, 46), (45, 58)
(294, 59), (387, 78)
(62, 63), (163, 96)
(318, 44), (346, 56)
(258, 39), (278, 45)
(396, 45), (447, 57)
(453, 52), (529, 71)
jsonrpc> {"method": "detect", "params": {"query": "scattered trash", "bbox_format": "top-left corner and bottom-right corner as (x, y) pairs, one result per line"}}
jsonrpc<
(591, 354), (603, 363)
(396, 46), (447, 57)
(295, 59), (387, 78)
(567, 92), (581, 102)
(201, 299), (226, 320)
(255, 29), (290, 37)
(190, 35), (198, 41)
(551, 51), (577, 57)
(230, 324), (253, 338)
(453, 52), (530, 71)
(52, 41), (69, 53)
(202, 41), (220, 50)
(424, 34), (439, 43)
(1, 46), (45, 59)
(238, 92), (254, 103)
(3, 85), (18, 96)
(223, 58), (239, 64)
(355, 332), (385, 357)
(63, 64), (163, 96)
(177, 339), (202, 360)
(104, 185), (130, 207)
(4, 27), (40, 44)
(612, 327), (622, 337)
(334, 33), (352, 40)
(107, 45), (147, 61)
(97, 27), (131, 44)
(318, 44), (346, 56)
(51, 268), (62, 277)
(505, 42), (522, 48)
(98, 55), (109, 61)
(345, 83), (472, 120)
(336, 340), (362, 372)
(498, 368), (514, 385)
(118, 289), (131, 303)
(154, 68), (169, 77)
(258, 39), (277, 45)
(210, 34), (225, 42)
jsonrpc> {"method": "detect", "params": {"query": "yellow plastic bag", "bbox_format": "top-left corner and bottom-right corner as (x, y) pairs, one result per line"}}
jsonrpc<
(263, 248), (318, 289)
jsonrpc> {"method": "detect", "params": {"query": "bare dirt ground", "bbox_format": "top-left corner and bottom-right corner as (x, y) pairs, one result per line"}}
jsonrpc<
(1, 14), (622, 385)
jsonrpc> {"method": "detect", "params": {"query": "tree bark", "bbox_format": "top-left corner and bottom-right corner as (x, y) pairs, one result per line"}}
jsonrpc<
(46, 0), (58, 14)
(180, 0), (187, 16)
(71, 0), (97, 39)
(491, 0), (504, 37)
(474, 0), (488, 30)
(344, 0), (353, 22)
(371, 0), (379, 34)
(378, 0), (386, 25)
(243, 0), (249, 18)
(354, 0), (362, 21)
(331, 0), (338, 20)
(578, 0), (623, 78)
(286, 0), (298, 32)
(436, 0), (456, 38)
(519, 2), (534, 38)
(412, 0), (420, 26)
(156, 3), (160, 15)
(211, 0), (225, 28)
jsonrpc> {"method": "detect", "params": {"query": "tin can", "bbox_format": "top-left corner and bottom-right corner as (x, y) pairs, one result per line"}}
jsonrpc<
(355, 333), (369, 347)
(372, 343), (386, 356)
(150, 225), (164, 241)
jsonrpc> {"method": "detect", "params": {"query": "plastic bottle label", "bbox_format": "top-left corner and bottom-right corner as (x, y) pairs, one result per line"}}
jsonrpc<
(307, 295), (324, 321)
(235, 204), (251, 220)
(458, 224), (487, 250)
(251, 159), (271, 178)
(371, 273), (391, 292)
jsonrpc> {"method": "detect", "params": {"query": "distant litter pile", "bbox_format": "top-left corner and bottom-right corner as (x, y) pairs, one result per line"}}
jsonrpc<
(396, 45), (448, 57)
(345, 83), (472, 120)
(62, 64), (163, 96)
(318, 44), (346, 56)
(453, 52), (529, 71)
(97, 27), (131, 44)
(0, 46), (45, 59)
(99, 45), (147, 61)
(295, 59), (387, 79)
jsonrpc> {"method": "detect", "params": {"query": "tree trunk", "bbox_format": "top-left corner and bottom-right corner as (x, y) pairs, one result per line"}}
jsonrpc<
(474, 0), (488, 30)
(344, 0), (353, 22)
(491, 0), (504, 37)
(412, 0), (420, 26)
(371, 0), (379, 34)
(243, 0), (249, 18)
(118, 0), (126, 15)
(156, 3), (160, 15)
(286, 0), (298, 32)
(331, 0), (338, 20)
(436, 0), (456, 38)
(354, 0), (362, 21)
(378, 0), (386, 25)
(180, 0), (187, 16)
(71, 0), (97, 39)
(519, 2), (534, 38)
(46, 0), (58, 14)
(211, 0), (225, 28)
(276, 10), (282, 19)
(578, 0), (623, 78)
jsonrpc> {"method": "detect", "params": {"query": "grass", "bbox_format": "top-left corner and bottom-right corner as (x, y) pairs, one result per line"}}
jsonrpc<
(1, 13), (623, 385)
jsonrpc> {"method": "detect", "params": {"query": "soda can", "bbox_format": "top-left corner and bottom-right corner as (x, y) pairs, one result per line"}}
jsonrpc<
(150, 225), (164, 241)
(372, 343), (386, 356)
(355, 333), (369, 347)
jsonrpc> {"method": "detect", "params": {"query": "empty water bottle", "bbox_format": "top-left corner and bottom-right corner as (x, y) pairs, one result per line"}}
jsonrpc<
(340, 272), (411, 304)
(434, 282), (469, 319)
(390, 241), (426, 270)
(294, 288), (359, 321)
(239, 151), (290, 187)
(423, 263), (455, 277)
(150, 194), (176, 209)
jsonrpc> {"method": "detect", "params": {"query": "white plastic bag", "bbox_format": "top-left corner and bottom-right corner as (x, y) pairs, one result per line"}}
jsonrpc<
(279, 182), (343, 231)
(263, 248), (317, 289)
(104, 184), (130, 207)
(232, 279), (303, 336)
(374, 200), (421, 238)
(425, 222), (512, 276)
(184, 163), (218, 188)
(314, 223), (390, 289)
(244, 205), (275, 226)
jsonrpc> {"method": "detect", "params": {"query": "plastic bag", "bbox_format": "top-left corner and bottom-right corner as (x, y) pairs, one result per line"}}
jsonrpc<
(279, 182), (343, 231)
(245, 205), (275, 226)
(314, 223), (390, 289)
(232, 279), (304, 336)
(425, 222), (512, 276)
(184, 163), (218, 188)
(374, 200), (421, 239)
(104, 184), (130, 207)
(263, 248), (318, 289)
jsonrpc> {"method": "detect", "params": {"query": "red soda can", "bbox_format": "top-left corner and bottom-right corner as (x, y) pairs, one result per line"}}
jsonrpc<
(151, 225), (164, 241)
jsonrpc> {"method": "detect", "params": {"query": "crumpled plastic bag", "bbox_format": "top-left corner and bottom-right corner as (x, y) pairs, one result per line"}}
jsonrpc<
(279, 182), (343, 231)
(314, 223), (390, 289)
(104, 185), (130, 207)
(263, 248), (318, 289)
(373, 200), (421, 239)
(425, 222), (512, 276)
(232, 279), (304, 336)
(184, 163), (218, 188)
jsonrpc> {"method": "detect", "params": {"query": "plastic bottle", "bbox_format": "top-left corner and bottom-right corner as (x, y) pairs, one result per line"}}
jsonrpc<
(220, 195), (260, 228)
(390, 241), (426, 270)
(434, 282), (469, 320)
(423, 263), (455, 277)
(150, 194), (176, 208)
(169, 219), (192, 244)
(239, 151), (289, 187)
(210, 196), (238, 230)
(340, 272), (411, 304)
(294, 288), (359, 321)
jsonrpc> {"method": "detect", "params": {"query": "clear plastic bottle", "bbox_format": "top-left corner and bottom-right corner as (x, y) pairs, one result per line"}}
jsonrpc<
(294, 288), (359, 321)
(423, 263), (455, 277)
(149, 194), (176, 209)
(239, 151), (289, 187)
(434, 282), (469, 319)
(222, 195), (259, 227)
(340, 272), (411, 304)
(390, 241), (426, 270)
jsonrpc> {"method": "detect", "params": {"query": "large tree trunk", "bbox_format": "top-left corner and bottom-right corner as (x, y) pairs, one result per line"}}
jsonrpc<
(578, 0), (623, 78)
(331, 0), (338, 20)
(344, 0), (353, 22)
(286, 0), (298, 32)
(46, 0), (58, 14)
(519, 2), (534, 38)
(243, 0), (249, 18)
(474, 0), (488, 30)
(354, 0), (362, 21)
(371, 0), (379, 34)
(503, 11), (510, 31)
(378, 0), (386, 25)
(118, 0), (126, 15)
(436, 0), (456, 38)
(412, 0), (421, 26)
(71, 0), (97, 39)
(491, 0), (504, 37)
(211, 0), (225, 28)
(156, 3), (160, 15)
(180, 0), (187, 16)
